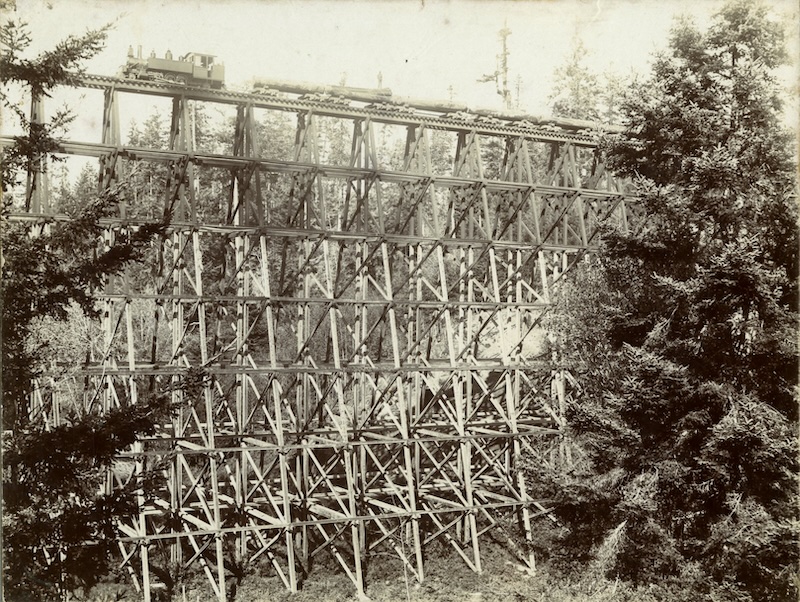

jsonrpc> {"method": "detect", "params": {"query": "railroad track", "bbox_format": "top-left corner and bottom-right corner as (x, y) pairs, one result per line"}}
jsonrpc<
(78, 74), (623, 146)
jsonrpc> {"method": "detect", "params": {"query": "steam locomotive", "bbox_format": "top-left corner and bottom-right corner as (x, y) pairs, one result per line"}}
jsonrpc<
(119, 46), (225, 89)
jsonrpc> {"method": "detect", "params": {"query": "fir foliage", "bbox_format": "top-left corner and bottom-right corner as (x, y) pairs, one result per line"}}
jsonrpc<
(1, 19), (172, 601)
(0, 19), (110, 195)
(530, 2), (798, 600)
(548, 37), (628, 124)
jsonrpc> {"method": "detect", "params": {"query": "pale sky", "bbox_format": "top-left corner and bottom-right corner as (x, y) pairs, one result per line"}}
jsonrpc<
(4, 0), (798, 133)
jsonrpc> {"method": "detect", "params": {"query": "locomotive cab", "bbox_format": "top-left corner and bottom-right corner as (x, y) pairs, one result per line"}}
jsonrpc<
(180, 53), (225, 89)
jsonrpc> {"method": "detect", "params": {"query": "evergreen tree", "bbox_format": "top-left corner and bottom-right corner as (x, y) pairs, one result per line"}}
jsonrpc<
(0, 19), (108, 201)
(529, 2), (798, 600)
(548, 37), (629, 125)
(548, 38), (601, 122)
(1, 20), (172, 600)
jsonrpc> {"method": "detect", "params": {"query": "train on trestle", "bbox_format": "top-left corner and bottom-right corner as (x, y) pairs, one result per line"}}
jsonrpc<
(119, 46), (225, 89)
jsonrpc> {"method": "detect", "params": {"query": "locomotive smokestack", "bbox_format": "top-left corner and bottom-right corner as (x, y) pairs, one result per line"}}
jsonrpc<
(137, 45), (142, 58)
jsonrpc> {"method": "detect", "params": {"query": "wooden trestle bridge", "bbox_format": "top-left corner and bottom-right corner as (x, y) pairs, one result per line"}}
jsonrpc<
(8, 74), (633, 600)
